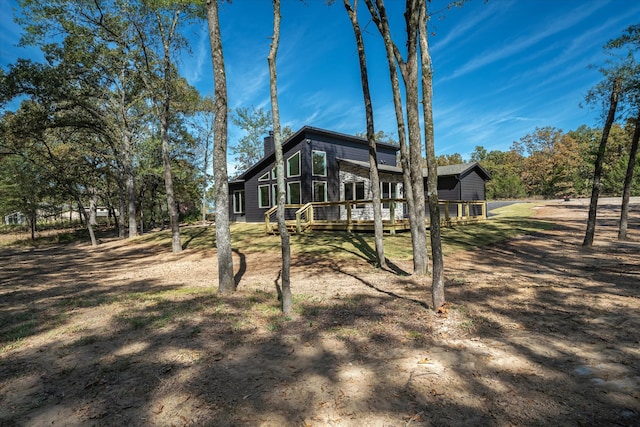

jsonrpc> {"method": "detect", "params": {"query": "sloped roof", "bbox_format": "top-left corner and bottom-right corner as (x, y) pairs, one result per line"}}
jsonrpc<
(337, 159), (491, 181)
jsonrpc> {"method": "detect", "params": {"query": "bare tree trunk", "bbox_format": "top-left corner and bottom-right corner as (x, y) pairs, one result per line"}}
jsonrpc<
(89, 186), (98, 226)
(269, 0), (292, 314)
(156, 10), (182, 254)
(401, 0), (428, 275)
(619, 108), (640, 240)
(584, 77), (621, 247)
(345, 0), (386, 269)
(364, 0), (420, 273)
(207, 0), (235, 293)
(77, 198), (98, 246)
(123, 133), (138, 238)
(418, 0), (444, 310)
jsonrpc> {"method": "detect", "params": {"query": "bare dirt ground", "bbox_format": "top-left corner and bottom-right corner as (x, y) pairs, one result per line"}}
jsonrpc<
(1, 198), (639, 426)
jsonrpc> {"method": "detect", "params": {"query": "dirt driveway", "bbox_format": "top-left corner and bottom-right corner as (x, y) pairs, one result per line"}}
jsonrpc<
(1, 198), (639, 426)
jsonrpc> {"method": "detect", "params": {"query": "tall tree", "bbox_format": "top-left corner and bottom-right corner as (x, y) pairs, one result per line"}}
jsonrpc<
(206, 0), (235, 293)
(583, 76), (622, 246)
(364, 0), (426, 276)
(418, 0), (444, 309)
(231, 106), (273, 174)
(344, 0), (386, 269)
(268, 0), (292, 314)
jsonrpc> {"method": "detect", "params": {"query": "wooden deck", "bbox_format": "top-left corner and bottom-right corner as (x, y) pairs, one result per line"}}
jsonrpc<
(265, 199), (487, 234)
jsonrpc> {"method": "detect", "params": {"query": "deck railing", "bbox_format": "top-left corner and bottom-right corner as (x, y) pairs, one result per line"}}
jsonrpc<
(265, 199), (487, 234)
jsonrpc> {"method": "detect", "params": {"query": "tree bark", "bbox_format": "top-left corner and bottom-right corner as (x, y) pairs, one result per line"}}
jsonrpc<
(207, 0), (235, 293)
(583, 77), (621, 247)
(418, 0), (444, 309)
(156, 9), (182, 254)
(618, 108), (640, 240)
(345, 0), (386, 269)
(365, 0), (421, 274)
(269, 0), (292, 314)
(77, 198), (98, 246)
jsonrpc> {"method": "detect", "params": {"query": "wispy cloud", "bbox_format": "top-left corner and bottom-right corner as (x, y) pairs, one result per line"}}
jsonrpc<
(440, 1), (610, 82)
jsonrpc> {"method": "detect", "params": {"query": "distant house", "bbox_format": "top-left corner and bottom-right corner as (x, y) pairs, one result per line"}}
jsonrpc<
(228, 126), (490, 223)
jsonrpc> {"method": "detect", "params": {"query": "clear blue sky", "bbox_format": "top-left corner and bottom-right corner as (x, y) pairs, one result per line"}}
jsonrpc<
(2, 0), (639, 160)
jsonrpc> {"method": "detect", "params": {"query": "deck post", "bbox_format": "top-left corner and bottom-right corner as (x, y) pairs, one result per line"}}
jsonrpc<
(444, 201), (450, 225)
(346, 202), (353, 233)
(465, 202), (470, 219)
(457, 202), (463, 220)
(481, 201), (487, 219)
(389, 200), (396, 235)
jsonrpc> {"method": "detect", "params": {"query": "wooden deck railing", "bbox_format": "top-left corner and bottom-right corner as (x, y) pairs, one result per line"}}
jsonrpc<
(265, 199), (487, 234)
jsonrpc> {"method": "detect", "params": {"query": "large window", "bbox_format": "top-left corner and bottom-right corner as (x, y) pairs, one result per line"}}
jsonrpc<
(381, 182), (397, 208)
(287, 181), (301, 204)
(312, 150), (327, 176)
(344, 181), (366, 207)
(313, 181), (327, 202)
(233, 190), (245, 214)
(258, 184), (271, 208)
(287, 151), (300, 177)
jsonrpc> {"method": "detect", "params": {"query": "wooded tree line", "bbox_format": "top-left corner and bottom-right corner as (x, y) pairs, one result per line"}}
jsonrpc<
(1, 0), (637, 311)
(435, 121), (640, 200)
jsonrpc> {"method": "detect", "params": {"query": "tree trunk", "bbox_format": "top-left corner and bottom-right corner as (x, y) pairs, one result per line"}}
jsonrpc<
(77, 198), (97, 246)
(583, 77), (621, 247)
(618, 108), (640, 240)
(401, 0), (428, 275)
(123, 133), (137, 238)
(89, 186), (98, 226)
(269, 0), (292, 314)
(117, 174), (126, 238)
(207, 0), (235, 293)
(345, 0), (386, 269)
(418, 0), (445, 309)
(364, 0), (420, 273)
(157, 10), (182, 254)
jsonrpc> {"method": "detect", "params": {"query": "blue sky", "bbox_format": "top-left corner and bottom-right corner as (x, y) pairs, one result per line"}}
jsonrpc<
(2, 0), (639, 160)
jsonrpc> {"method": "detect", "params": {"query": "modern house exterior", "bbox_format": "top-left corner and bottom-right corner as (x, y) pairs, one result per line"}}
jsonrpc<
(228, 126), (490, 223)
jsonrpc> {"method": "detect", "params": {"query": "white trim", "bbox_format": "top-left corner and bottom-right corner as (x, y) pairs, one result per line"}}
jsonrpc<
(287, 151), (301, 178)
(287, 181), (301, 204)
(312, 180), (327, 202)
(258, 171), (270, 182)
(258, 184), (271, 208)
(312, 150), (327, 177)
(233, 190), (245, 214)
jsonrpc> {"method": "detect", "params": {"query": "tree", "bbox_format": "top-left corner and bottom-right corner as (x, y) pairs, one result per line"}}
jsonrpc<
(206, 0), (235, 293)
(268, 0), (292, 314)
(231, 106), (273, 174)
(583, 76), (622, 247)
(344, 0), (386, 269)
(418, 0), (444, 310)
(607, 24), (640, 240)
(364, 0), (427, 276)
(436, 153), (464, 165)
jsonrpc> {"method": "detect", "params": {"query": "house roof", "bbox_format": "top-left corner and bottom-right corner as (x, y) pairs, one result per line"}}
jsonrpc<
(231, 126), (399, 183)
(337, 159), (492, 181)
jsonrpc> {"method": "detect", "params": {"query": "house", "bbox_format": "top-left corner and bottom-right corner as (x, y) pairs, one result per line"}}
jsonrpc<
(228, 126), (490, 223)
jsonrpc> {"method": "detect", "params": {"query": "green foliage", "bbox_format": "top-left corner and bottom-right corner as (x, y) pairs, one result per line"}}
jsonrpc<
(230, 106), (273, 175)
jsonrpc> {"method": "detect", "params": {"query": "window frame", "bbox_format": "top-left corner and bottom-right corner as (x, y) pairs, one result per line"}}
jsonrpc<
(258, 184), (271, 208)
(233, 190), (245, 214)
(258, 171), (270, 182)
(287, 151), (301, 178)
(312, 150), (327, 177)
(287, 181), (302, 205)
(312, 180), (327, 203)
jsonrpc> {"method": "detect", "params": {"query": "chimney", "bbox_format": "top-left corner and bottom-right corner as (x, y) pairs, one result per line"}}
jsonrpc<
(263, 131), (275, 157)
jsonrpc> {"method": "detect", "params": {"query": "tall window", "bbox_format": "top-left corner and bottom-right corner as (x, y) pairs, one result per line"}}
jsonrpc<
(287, 181), (301, 204)
(258, 184), (270, 208)
(313, 181), (327, 202)
(312, 150), (327, 176)
(287, 151), (300, 177)
(233, 190), (245, 214)
(272, 184), (278, 206)
(382, 182), (397, 208)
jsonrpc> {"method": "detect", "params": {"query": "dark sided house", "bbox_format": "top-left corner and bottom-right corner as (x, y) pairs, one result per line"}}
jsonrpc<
(228, 126), (490, 223)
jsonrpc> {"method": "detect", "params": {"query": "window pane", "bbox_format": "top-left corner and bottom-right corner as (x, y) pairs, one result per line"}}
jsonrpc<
(258, 171), (270, 181)
(355, 182), (365, 200)
(233, 191), (245, 213)
(287, 151), (300, 177)
(288, 182), (301, 204)
(312, 151), (326, 176)
(344, 183), (353, 200)
(258, 185), (270, 208)
(313, 181), (327, 202)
